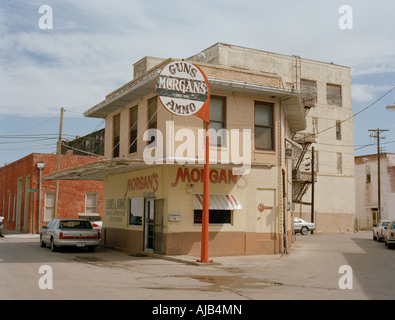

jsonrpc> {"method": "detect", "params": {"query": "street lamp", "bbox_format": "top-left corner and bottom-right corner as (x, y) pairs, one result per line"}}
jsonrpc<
(385, 103), (395, 111)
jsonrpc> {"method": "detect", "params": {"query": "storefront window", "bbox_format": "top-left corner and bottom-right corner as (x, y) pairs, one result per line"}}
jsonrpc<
(194, 209), (232, 224)
(129, 197), (143, 226)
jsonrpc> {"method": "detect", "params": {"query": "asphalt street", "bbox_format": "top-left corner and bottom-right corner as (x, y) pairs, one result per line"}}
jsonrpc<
(0, 230), (394, 300)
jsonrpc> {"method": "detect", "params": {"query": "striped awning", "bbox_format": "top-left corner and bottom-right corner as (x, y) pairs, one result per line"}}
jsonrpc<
(193, 194), (242, 210)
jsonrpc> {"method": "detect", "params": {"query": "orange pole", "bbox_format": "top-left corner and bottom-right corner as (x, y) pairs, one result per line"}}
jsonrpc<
(199, 121), (211, 263)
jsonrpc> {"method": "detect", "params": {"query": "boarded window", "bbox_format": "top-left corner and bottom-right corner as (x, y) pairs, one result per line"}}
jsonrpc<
(336, 121), (342, 140)
(337, 153), (343, 174)
(327, 84), (342, 106)
(301, 79), (317, 106)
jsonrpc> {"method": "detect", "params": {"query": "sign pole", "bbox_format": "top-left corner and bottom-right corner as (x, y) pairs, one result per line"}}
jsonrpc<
(200, 121), (211, 263)
(155, 60), (211, 262)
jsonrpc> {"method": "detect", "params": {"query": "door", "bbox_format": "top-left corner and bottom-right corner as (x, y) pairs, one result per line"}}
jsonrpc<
(144, 198), (164, 253)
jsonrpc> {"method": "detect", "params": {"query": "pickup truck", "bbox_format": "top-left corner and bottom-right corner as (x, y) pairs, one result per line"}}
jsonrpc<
(373, 220), (391, 242)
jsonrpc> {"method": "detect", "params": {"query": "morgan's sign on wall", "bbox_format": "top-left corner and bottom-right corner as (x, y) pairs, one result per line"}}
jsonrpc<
(155, 61), (210, 122)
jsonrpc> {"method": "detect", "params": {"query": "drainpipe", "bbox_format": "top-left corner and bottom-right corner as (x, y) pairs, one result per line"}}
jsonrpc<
(37, 162), (45, 233)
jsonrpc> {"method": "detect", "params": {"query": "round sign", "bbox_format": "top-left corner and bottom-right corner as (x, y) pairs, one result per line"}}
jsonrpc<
(155, 61), (210, 119)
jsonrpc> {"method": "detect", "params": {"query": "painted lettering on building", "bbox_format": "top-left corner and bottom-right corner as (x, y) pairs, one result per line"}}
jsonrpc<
(170, 167), (248, 190)
(124, 172), (159, 198)
(105, 198), (126, 223)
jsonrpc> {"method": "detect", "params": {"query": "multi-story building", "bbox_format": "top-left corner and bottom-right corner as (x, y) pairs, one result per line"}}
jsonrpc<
(45, 43), (356, 256)
(0, 152), (103, 233)
(355, 153), (395, 229)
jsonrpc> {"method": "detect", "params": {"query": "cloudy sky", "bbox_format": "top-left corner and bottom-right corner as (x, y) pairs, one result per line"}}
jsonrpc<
(0, 0), (394, 164)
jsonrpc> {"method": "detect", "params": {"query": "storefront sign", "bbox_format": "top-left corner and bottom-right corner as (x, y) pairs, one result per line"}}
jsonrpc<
(155, 61), (210, 122)
(170, 167), (248, 190)
(124, 172), (159, 198)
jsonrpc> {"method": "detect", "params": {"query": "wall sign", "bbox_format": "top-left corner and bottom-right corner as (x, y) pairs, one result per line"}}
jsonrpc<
(155, 60), (210, 122)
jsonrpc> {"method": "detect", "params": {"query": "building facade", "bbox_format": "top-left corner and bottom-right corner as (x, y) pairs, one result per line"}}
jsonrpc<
(355, 153), (395, 229)
(45, 43), (356, 256)
(0, 152), (103, 233)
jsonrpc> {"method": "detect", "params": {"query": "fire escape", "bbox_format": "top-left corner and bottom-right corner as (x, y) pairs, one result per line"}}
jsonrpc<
(292, 96), (317, 205)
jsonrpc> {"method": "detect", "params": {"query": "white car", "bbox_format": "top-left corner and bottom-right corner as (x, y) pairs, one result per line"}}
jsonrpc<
(384, 220), (395, 249)
(78, 213), (102, 231)
(373, 220), (391, 242)
(40, 219), (101, 252)
(293, 217), (316, 235)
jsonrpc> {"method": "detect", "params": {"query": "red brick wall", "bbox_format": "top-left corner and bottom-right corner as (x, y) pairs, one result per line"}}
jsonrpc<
(0, 153), (103, 233)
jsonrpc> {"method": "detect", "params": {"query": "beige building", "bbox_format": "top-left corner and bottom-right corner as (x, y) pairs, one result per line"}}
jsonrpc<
(355, 153), (395, 229)
(46, 43), (356, 256)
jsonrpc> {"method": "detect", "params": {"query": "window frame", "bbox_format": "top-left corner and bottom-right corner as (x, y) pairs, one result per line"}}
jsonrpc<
(254, 101), (275, 151)
(129, 105), (138, 154)
(113, 113), (121, 158)
(209, 96), (227, 147)
(193, 209), (233, 225)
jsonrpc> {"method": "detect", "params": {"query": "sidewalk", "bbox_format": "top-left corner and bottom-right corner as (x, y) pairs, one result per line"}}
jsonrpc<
(0, 230), (40, 239)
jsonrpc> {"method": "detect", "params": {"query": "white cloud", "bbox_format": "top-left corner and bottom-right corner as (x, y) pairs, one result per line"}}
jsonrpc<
(1, 0), (395, 117)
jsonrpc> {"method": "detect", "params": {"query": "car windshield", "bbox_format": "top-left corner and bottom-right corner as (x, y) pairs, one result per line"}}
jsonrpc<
(59, 220), (92, 229)
(391, 223), (395, 230)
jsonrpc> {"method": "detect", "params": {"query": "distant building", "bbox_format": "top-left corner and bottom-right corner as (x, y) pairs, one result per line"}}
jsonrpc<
(0, 153), (103, 233)
(62, 128), (104, 156)
(355, 153), (395, 228)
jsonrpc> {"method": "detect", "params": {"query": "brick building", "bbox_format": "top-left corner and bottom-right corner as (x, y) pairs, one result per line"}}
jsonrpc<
(0, 152), (103, 233)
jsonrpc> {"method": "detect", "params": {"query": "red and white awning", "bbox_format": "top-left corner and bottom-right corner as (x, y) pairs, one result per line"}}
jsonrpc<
(193, 194), (242, 210)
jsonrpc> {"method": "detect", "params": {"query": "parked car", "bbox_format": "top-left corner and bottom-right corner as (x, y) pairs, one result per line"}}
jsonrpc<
(0, 216), (4, 237)
(78, 213), (102, 231)
(384, 220), (395, 249)
(40, 219), (101, 252)
(293, 217), (316, 235)
(373, 220), (391, 242)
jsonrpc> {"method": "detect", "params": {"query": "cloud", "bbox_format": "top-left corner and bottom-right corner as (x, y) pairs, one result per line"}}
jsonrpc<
(351, 84), (394, 103)
(1, 0), (395, 118)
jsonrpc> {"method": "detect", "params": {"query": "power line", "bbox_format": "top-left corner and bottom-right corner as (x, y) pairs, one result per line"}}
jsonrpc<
(316, 86), (395, 136)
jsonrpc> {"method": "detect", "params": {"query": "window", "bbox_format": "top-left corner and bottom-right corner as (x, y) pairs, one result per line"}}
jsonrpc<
(336, 121), (342, 140)
(209, 96), (226, 147)
(366, 165), (371, 184)
(337, 153), (343, 174)
(129, 197), (143, 226)
(113, 114), (120, 158)
(254, 102), (274, 150)
(147, 97), (157, 146)
(85, 193), (98, 213)
(194, 209), (232, 224)
(326, 84), (342, 106)
(44, 192), (55, 222)
(129, 106), (138, 154)
(301, 79), (317, 105)
(314, 150), (319, 173)
(312, 117), (318, 135)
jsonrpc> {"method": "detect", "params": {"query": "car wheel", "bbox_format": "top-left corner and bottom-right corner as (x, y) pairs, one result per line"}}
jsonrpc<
(388, 243), (392, 249)
(50, 238), (57, 252)
(300, 226), (308, 235)
(40, 235), (46, 248)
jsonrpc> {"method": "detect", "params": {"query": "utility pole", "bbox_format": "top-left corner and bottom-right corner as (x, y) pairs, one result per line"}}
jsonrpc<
(54, 107), (64, 218)
(368, 128), (388, 222)
(311, 147), (315, 223)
